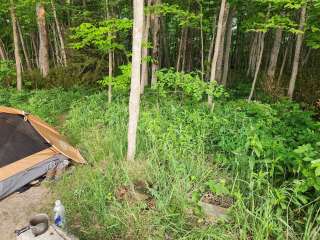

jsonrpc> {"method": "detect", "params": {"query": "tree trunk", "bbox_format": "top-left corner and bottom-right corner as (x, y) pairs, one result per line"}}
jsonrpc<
(302, 47), (311, 67)
(222, 8), (235, 86)
(106, 0), (113, 103)
(17, 20), (32, 71)
(52, 23), (61, 65)
(108, 51), (113, 103)
(151, 0), (161, 85)
(161, 17), (170, 67)
(10, 0), (22, 91)
(141, 0), (152, 94)
(37, 3), (49, 78)
(277, 43), (288, 83)
(0, 39), (6, 60)
(176, 28), (186, 71)
(266, 28), (283, 84)
(288, 5), (307, 99)
(51, 0), (67, 66)
(248, 32), (266, 101)
(31, 33), (39, 68)
(205, 14), (217, 81)
(247, 33), (259, 77)
(200, 4), (204, 80)
(216, 2), (230, 84)
(181, 28), (188, 72)
(208, 0), (227, 107)
(127, 0), (144, 161)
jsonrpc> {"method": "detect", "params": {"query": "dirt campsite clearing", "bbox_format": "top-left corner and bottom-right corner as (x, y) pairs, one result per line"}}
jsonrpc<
(0, 185), (50, 240)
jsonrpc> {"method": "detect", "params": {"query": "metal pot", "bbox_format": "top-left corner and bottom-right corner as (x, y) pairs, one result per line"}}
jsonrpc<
(15, 213), (50, 236)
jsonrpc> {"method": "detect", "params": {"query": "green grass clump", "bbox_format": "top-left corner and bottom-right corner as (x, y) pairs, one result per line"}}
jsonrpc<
(2, 88), (320, 239)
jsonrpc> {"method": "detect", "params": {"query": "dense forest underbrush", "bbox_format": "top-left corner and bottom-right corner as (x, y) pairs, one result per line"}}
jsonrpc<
(1, 88), (319, 240)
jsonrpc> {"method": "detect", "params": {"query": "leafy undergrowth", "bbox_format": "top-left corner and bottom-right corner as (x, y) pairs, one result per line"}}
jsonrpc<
(1, 88), (320, 240)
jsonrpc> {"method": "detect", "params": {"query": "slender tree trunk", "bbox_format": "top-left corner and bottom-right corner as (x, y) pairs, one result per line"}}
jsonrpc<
(151, 0), (161, 85)
(37, 3), (49, 77)
(302, 47), (311, 67)
(200, 3), (204, 80)
(161, 17), (170, 67)
(248, 32), (265, 101)
(141, 0), (152, 94)
(247, 33), (259, 77)
(17, 20), (32, 71)
(108, 51), (113, 103)
(216, 2), (230, 84)
(288, 5), (307, 99)
(208, 0), (227, 107)
(277, 43), (288, 83)
(31, 33), (39, 68)
(176, 28), (186, 71)
(52, 23), (61, 65)
(266, 28), (283, 84)
(106, 0), (113, 103)
(10, 0), (22, 90)
(127, 0), (144, 161)
(51, 0), (67, 66)
(205, 14), (217, 81)
(181, 28), (188, 72)
(0, 39), (6, 60)
(222, 8), (235, 86)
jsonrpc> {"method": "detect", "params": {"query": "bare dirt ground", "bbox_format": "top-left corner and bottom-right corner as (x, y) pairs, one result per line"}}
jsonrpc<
(0, 185), (51, 240)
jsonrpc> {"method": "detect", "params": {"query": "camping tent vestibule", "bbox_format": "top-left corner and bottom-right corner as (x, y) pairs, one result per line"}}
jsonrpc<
(0, 106), (85, 199)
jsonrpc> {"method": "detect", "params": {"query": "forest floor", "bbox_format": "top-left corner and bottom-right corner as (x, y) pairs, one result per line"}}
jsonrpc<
(0, 185), (50, 240)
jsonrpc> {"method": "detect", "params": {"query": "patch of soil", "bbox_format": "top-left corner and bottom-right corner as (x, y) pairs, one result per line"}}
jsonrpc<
(201, 192), (233, 208)
(115, 180), (156, 210)
(0, 185), (51, 240)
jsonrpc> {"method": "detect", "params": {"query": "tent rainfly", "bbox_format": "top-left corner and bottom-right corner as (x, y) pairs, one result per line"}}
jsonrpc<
(0, 106), (86, 199)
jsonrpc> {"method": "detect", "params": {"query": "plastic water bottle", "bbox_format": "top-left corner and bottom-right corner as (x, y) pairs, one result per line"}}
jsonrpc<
(53, 200), (65, 227)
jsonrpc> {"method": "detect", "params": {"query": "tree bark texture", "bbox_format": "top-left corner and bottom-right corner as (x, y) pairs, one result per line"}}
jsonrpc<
(208, 0), (227, 107)
(127, 0), (144, 161)
(222, 8), (234, 86)
(37, 3), (50, 78)
(288, 5), (306, 99)
(141, 0), (152, 94)
(51, 0), (67, 66)
(10, 0), (22, 90)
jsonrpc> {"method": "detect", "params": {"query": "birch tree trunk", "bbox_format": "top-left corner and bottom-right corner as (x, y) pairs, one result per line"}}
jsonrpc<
(17, 20), (32, 71)
(266, 28), (283, 84)
(288, 5), (306, 99)
(248, 32), (266, 101)
(151, 0), (161, 85)
(37, 3), (50, 78)
(208, 0), (227, 107)
(51, 0), (67, 66)
(141, 0), (152, 94)
(10, 0), (22, 91)
(216, 2), (230, 84)
(127, 0), (144, 161)
(106, 0), (113, 103)
(222, 8), (234, 86)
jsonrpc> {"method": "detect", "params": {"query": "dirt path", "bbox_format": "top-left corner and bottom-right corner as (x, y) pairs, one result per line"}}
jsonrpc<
(0, 185), (51, 240)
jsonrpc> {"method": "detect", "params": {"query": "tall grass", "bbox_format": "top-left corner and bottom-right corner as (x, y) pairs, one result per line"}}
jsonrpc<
(1, 88), (319, 240)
